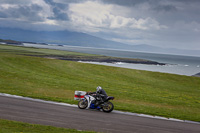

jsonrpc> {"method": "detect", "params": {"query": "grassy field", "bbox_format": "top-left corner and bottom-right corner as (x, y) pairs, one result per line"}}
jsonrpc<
(0, 44), (200, 122)
(0, 119), (95, 133)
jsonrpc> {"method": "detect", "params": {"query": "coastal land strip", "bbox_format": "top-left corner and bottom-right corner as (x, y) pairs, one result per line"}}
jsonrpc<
(0, 38), (165, 65)
(0, 44), (165, 65)
(28, 54), (166, 65)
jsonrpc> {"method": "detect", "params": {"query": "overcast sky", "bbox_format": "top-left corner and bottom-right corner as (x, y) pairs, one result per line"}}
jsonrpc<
(0, 0), (200, 50)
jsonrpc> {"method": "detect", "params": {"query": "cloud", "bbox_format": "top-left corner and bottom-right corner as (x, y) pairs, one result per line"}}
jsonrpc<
(101, 0), (200, 7)
(101, 0), (148, 7)
(44, 0), (69, 21)
(0, 0), (71, 30)
(0, 5), (42, 21)
(153, 5), (177, 12)
(0, 0), (52, 22)
(0, 0), (199, 50)
(68, 1), (167, 32)
(0, 0), (32, 5)
(173, 21), (200, 33)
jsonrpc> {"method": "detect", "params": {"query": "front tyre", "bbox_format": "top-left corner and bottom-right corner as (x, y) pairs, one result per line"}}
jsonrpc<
(78, 99), (88, 109)
(102, 102), (114, 113)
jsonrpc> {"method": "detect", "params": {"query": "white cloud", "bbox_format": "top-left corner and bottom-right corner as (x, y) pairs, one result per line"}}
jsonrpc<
(68, 1), (111, 30)
(132, 17), (168, 30)
(0, 0), (57, 26)
(0, 0), (167, 32)
(1, 0), (199, 50)
(33, 19), (58, 25)
(68, 1), (166, 32)
(0, 4), (18, 9)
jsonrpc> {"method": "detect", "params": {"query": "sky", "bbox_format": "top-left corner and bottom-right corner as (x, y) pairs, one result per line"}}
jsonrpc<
(0, 0), (200, 50)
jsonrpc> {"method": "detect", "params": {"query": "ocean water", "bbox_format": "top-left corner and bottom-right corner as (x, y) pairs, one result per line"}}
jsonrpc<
(23, 43), (200, 76)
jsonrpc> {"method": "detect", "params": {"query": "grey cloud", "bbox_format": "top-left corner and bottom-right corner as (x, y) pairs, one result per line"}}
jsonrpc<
(18, 4), (43, 21)
(173, 0), (200, 3)
(153, 5), (177, 12)
(0, 0), (31, 5)
(100, 0), (198, 14)
(101, 0), (200, 6)
(1, 4), (44, 21)
(0, 0), (70, 22)
(101, 0), (149, 6)
(48, 7), (69, 20)
(44, 0), (67, 9)
(44, 0), (69, 21)
(0, 11), (7, 18)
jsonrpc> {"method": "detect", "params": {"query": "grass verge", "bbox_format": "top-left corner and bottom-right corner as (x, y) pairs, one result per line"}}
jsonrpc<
(0, 44), (200, 122)
(0, 119), (95, 133)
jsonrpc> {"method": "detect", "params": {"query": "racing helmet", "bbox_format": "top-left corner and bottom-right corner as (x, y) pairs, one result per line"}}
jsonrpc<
(96, 86), (102, 93)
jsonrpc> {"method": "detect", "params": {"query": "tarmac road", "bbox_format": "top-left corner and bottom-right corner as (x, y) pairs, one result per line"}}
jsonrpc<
(0, 95), (200, 133)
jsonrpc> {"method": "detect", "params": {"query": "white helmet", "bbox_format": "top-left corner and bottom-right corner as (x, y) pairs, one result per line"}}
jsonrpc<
(96, 86), (102, 93)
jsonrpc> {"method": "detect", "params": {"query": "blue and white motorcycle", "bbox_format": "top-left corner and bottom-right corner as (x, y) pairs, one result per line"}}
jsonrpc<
(78, 92), (114, 113)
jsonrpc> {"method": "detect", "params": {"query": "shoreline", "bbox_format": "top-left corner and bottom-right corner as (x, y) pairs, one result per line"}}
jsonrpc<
(0, 42), (166, 66)
(20, 43), (166, 65)
(25, 54), (166, 65)
(2, 43), (200, 76)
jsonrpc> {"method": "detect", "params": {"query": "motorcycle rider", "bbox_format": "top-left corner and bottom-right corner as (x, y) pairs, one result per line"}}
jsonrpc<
(88, 86), (108, 107)
(97, 86), (107, 98)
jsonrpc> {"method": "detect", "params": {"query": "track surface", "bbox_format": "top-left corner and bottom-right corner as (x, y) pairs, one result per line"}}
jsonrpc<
(0, 95), (200, 133)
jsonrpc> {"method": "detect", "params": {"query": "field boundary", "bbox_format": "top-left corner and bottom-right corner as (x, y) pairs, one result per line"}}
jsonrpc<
(0, 93), (199, 125)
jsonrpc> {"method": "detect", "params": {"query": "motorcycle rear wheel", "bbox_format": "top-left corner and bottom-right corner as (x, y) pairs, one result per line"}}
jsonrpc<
(102, 102), (114, 113)
(78, 99), (88, 109)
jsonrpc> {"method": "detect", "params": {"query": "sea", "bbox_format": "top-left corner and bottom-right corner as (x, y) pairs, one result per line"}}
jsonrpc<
(23, 43), (200, 76)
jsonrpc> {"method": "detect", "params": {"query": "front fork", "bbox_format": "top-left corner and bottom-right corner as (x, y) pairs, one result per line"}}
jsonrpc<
(85, 95), (92, 109)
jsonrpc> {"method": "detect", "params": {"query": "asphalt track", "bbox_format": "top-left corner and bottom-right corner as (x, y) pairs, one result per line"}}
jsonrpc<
(0, 95), (200, 133)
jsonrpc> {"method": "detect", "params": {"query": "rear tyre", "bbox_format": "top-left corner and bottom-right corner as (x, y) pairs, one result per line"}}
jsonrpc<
(78, 99), (88, 109)
(102, 102), (114, 113)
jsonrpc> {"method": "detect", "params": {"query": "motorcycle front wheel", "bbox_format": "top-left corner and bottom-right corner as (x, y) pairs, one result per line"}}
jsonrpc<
(102, 102), (114, 113)
(78, 99), (88, 109)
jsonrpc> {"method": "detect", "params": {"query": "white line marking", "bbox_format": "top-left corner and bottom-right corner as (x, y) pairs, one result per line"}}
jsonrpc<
(0, 93), (77, 108)
(0, 93), (199, 125)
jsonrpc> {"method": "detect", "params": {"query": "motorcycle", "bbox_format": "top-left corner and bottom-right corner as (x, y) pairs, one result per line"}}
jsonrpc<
(78, 92), (114, 113)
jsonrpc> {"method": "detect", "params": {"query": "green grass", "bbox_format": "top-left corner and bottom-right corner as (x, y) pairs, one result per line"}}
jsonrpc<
(0, 119), (95, 133)
(0, 44), (95, 56)
(0, 44), (200, 122)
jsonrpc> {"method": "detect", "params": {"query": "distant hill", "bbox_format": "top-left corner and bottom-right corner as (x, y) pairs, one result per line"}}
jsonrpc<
(0, 27), (126, 49)
(193, 72), (200, 77)
(0, 27), (200, 57)
(133, 44), (200, 57)
(0, 39), (22, 45)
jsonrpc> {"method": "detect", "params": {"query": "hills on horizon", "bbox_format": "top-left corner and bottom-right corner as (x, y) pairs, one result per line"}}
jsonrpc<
(0, 27), (200, 57)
